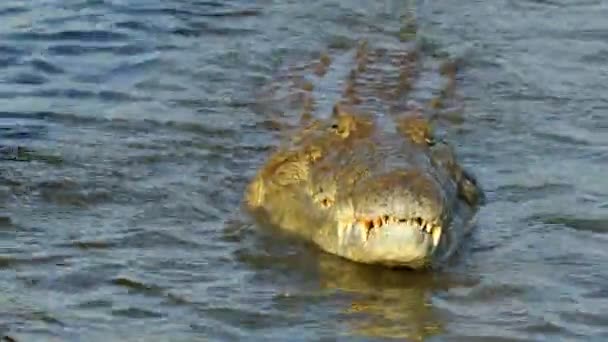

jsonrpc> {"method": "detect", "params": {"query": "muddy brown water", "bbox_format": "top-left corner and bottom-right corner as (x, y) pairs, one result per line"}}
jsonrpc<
(1, 0), (607, 341)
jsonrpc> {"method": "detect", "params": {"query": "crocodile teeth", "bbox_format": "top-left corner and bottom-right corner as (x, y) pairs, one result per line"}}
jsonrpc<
(357, 216), (439, 238)
(431, 226), (442, 247)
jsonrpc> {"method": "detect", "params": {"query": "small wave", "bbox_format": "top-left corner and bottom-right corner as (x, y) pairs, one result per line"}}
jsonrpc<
(539, 215), (608, 234)
(30, 265), (120, 293)
(172, 23), (256, 37)
(0, 56), (19, 69)
(448, 282), (529, 304)
(7, 72), (48, 85)
(189, 8), (262, 19)
(73, 299), (112, 310)
(114, 230), (201, 249)
(68, 240), (115, 250)
(114, 21), (155, 33)
(0, 146), (61, 164)
(580, 49), (608, 64)
(0, 111), (146, 132)
(202, 307), (289, 331)
(0, 89), (144, 103)
(30, 59), (64, 74)
(36, 89), (141, 102)
(38, 179), (112, 207)
(46, 44), (149, 57)
(111, 307), (164, 319)
(0, 216), (13, 228)
(0, 254), (70, 269)
(0, 45), (25, 55)
(0, 119), (48, 140)
(559, 310), (608, 332)
(496, 183), (573, 203)
(5, 30), (129, 42)
(111, 277), (157, 292)
(0, 6), (28, 16)
(111, 6), (200, 17)
(108, 2), (253, 19)
(517, 319), (570, 338)
(583, 288), (608, 299)
(110, 276), (190, 306)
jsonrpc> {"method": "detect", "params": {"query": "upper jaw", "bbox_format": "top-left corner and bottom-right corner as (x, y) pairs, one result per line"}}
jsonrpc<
(354, 214), (443, 248)
(341, 220), (440, 268)
(337, 214), (444, 268)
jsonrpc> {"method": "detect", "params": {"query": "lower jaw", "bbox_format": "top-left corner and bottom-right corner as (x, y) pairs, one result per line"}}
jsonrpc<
(345, 243), (436, 269)
(355, 255), (432, 269)
(328, 223), (442, 267)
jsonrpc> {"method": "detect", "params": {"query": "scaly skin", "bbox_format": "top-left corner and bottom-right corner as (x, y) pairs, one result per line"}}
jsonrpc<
(246, 41), (484, 269)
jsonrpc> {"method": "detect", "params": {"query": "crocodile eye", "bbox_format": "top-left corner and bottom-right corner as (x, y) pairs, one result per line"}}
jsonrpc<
(331, 124), (339, 130)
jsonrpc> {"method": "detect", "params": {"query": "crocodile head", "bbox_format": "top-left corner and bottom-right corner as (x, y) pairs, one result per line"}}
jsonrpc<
(246, 105), (483, 269)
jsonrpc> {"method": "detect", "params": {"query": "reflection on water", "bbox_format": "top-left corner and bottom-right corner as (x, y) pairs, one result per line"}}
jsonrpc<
(318, 257), (445, 340)
(234, 217), (477, 340)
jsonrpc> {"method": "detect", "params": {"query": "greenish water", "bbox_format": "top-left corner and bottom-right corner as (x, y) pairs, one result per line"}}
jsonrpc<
(1, 0), (607, 341)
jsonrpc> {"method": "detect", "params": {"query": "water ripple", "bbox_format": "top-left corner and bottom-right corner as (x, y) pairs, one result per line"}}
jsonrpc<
(0, 6), (28, 17)
(1, 0), (607, 340)
(46, 44), (150, 57)
(4, 30), (130, 42)
(539, 215), (608, 234)
(29, 59), (64, 74)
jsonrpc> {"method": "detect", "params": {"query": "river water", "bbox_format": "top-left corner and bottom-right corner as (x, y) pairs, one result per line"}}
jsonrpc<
(1, 0), (607, 341)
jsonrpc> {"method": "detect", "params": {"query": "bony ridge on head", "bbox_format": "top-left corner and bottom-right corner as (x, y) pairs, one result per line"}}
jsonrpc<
(330, 103), (374, 139)
(396, 112), (436, 146)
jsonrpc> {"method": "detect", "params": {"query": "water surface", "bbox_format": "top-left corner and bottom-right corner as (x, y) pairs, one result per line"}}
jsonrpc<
(1, 0), (607, 341)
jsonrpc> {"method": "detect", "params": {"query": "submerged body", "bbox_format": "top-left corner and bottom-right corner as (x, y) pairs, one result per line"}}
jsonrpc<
(246, 39), (484, 269)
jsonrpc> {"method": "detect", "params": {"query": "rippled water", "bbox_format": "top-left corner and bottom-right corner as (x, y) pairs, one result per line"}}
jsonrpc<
(1, 0), (607, 341)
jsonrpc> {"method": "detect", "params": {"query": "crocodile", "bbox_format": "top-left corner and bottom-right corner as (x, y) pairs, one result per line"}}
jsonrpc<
(245, 40), (484, 269)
